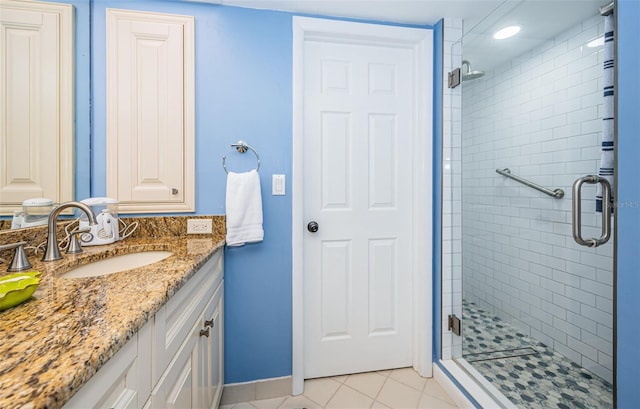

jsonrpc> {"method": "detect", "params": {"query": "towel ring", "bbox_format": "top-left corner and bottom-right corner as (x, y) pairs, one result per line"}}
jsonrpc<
(222, 140), (260, 174)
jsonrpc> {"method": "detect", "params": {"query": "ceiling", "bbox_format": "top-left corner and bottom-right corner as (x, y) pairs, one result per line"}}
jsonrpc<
(187, 0), (608, 72)
(462, 0), (604, 73)
(186, 0), (504, 27)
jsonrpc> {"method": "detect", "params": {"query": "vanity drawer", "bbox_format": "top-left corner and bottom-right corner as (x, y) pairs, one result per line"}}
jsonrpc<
(152, 250), (223, 386)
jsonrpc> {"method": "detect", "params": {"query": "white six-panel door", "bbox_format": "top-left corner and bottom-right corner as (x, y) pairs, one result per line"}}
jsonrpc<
(303, 40), (416, 378)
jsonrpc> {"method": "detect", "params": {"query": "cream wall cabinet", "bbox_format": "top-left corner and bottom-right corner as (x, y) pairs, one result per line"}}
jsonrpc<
(63, 250), (224, 409)
(0, 0), (74, 215)
(106, 8), (195, 213)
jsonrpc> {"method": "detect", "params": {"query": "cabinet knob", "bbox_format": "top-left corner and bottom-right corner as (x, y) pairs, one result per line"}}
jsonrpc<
(200, 328), (210, 337)
(171, 188), (179, 195)
(204, 319), (214, 328)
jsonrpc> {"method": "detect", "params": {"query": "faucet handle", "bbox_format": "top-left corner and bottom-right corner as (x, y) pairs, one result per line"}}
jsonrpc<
(0, 241), (32, 272)
(66, 227), (91, 255)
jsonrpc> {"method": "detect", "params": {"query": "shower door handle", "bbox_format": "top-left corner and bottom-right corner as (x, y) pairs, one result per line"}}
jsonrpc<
(572, 176), (612, 247)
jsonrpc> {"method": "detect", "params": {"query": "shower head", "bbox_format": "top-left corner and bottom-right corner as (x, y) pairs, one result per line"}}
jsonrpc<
(461, 60), (485, 81)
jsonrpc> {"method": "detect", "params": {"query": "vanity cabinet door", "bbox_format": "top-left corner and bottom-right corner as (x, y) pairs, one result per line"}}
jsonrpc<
(105, 8), (195, 213)
(153, 282), (222, 409)
(197, 283), (224, 409)
(151, 328), (198, 409)
(153, 251), (223, 386)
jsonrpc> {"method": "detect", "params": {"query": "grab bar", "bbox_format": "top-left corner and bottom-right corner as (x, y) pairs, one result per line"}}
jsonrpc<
(572, 175), (611, 247)
(496, 168), (564, 199)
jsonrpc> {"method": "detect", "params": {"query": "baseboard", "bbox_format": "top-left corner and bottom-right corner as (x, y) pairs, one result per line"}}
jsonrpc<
(221, 376), (293, 405)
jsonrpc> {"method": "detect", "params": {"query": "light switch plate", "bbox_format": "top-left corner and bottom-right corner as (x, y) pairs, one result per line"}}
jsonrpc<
(272, 174), (286, 195)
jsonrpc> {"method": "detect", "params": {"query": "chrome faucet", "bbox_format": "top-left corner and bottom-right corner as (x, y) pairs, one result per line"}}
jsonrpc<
(42, 201), (98, 262)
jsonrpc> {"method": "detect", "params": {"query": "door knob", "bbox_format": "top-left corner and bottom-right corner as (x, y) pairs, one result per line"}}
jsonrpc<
(307, 221), (319, 233)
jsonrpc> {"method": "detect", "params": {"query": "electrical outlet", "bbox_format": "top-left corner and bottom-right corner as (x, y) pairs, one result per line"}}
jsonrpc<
(187, 219), (212, 234)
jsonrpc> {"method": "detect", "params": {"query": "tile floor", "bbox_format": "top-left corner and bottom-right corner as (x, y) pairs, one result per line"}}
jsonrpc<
(463, 300), (613, 409)
(220, 368), (459, 409)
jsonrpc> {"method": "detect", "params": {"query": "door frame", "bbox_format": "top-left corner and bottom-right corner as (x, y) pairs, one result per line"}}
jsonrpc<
(292, 16), (433, 394)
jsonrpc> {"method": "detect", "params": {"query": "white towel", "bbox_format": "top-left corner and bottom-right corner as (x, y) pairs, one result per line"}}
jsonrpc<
(225, 170), (264, 246)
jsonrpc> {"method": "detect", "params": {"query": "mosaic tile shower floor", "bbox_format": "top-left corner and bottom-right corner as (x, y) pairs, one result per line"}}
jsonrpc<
(462, 300), (613, 409)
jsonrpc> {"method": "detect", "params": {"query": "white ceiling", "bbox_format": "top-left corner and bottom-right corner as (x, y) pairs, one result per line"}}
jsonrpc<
(462, 0), (604, 73)
(203, 0), (504, 27)
(188, 0), (608, 72)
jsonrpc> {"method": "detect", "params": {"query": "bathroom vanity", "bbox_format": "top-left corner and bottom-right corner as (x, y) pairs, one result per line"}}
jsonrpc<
(0, 221), (225, 409)
(64, 250), (224, 409)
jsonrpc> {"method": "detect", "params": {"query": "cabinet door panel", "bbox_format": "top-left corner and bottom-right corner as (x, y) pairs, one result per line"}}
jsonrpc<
(154, 251), (223, 385)
(110, 388), (137, 409)
(106, 8), (195, 213)
(166, 359), (194, 409)
(198, 284), (224, 409)
(152, 325), (198, 409)
(62, 332), (138, 409)
(0, 0), (73, 214)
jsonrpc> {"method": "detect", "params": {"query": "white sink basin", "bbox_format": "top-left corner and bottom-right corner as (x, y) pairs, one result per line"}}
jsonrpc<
(62, 251), (173, 278)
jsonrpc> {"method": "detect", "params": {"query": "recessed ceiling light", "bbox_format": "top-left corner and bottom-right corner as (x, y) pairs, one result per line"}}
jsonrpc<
(493, 25), (521, 40)
(587, 36), (605, 48)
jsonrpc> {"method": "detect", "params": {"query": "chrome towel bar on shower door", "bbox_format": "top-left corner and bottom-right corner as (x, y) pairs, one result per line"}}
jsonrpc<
(496, 168), (565, 199)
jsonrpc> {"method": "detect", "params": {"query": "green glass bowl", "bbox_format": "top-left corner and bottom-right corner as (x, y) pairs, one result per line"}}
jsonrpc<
(0, 271), (41, 311)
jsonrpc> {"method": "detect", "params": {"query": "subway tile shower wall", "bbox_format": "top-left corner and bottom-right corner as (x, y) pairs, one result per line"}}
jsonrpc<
(461, 15), (612, 382)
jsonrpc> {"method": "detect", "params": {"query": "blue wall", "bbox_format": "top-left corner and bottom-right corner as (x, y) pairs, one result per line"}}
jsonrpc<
(615, 0), (640, 406)
(91, 0), (293, 382)
(89, 1), (432, 383)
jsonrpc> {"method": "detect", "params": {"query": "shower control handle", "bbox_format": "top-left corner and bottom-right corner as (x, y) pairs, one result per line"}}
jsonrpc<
(572, 175), (611, 248)
(307, 221), (319, 233)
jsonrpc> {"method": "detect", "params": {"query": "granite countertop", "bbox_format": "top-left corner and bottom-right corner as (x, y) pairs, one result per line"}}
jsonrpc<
(0, 225), (225, 409)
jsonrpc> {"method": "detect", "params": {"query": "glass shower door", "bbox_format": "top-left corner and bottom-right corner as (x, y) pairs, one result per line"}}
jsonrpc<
(447, 3), (615, 407)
